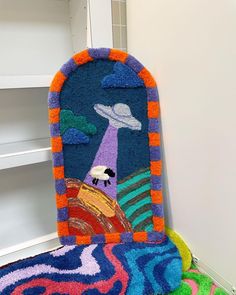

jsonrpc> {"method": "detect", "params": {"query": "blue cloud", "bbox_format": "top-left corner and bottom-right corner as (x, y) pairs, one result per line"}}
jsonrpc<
(101, 62), (144, 88)
(62, 128), (89, 144)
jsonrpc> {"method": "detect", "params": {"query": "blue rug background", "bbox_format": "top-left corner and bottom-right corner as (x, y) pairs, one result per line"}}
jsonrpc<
(60, 60), (150, 181)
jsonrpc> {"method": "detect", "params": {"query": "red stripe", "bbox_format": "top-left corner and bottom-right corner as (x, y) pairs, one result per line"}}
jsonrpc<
(69, 206), (105, 234)
(68, 226), (83, 235)
(66, 188), (79, 198)
(109, 216), (126, 232)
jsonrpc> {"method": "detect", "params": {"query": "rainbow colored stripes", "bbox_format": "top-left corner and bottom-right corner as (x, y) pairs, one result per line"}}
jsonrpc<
(48, 48), (164, 245)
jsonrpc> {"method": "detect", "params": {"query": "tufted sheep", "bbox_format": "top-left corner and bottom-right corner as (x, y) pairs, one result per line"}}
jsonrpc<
(89, 165), (115, 187)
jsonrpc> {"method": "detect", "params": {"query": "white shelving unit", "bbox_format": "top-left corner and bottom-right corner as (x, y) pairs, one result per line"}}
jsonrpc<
(0, 0), (87, 253)
(0, 75), (53, 90)
(0, 0), (115, 265)
(0, 138), (51, 170)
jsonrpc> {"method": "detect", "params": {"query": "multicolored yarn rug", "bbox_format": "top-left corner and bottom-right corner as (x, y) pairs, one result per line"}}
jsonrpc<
(165, 227), (192, 272)
(0, 247), (227, 295)
(170, 265), (228, 295)
(48, 48), (166, 245)
(0, 238), (182, 295)
(44, 47), (183, 293)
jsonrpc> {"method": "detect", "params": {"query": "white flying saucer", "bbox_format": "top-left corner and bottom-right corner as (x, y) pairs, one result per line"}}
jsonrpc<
(94, 103), (142, 130)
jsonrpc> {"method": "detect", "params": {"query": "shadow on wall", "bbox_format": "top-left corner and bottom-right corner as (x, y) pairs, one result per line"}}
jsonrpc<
(161, 122), (173, 228)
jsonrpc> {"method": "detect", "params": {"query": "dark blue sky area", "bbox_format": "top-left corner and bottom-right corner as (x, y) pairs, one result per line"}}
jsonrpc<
(60, 60), (150, 181)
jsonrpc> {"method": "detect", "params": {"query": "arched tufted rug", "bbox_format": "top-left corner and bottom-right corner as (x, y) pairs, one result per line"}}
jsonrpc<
(1, 48), (184, 295)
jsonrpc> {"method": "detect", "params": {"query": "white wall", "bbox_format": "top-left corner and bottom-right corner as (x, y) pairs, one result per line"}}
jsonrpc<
(127, 0), (236, 286)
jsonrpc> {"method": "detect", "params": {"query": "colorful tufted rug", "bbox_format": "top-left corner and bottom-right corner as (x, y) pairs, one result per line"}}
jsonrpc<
(170, 265), (228, 295)
(0, 237), (181, 295)
(48, 48), (167, 245)
(0, 247), (227, 295)
(44, 48), (183, 294)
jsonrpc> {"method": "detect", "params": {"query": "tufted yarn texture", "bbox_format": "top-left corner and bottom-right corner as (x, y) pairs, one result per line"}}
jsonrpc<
(101, 61), (144, 88)
(0, 247), (227, 295)
(48, 49), (167, 244)
(0, 238), (182, 295)
(62, 128), (90, 144)
(169, 264), (228, 295)
(46, 48), (182, 293)
(60, 110), (97, 136)
(60, 60), (150, 182)
(166, 227), (192, 272)
(117, 168), (154, 232)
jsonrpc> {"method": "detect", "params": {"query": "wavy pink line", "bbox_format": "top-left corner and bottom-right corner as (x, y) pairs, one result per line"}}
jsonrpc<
(104, 244), (129, 295)
(187, 269), (219, 295)
(183, 279), (199, 295)
(210, 284), (217, 295)
(11, 244), (129, 295)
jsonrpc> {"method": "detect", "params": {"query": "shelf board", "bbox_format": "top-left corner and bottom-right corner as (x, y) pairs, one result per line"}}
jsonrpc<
(0, 75), (53, 89)
(0, 138), (51, 170)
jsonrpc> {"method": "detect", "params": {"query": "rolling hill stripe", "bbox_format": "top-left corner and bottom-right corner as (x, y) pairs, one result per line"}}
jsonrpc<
(128, 203), (152, 223)
(118, 178), (150, 198)
(118, 183), (151, 207)
(117, 168), (154, 231)
(125, 197), (151, 218)
(145, 224), (154, 231)
(122, 191), (150, 212)
(132, 210), (153, 228)
(134, 216), (153, 232)
(117, 169), (150, 193)
(118, 167), (149, 184)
